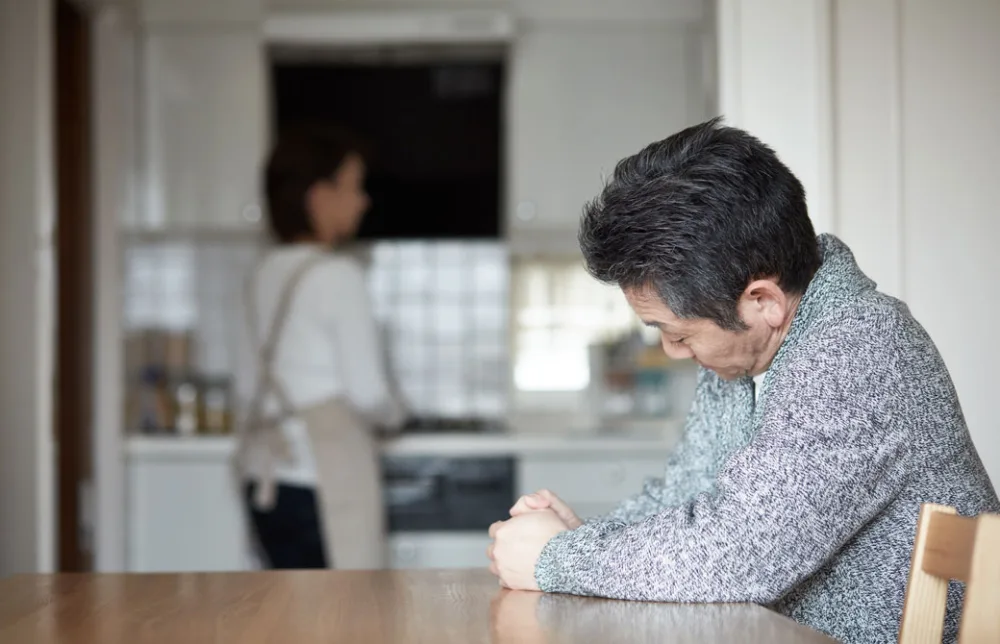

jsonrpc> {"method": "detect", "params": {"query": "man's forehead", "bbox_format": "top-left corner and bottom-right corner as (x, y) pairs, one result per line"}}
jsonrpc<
(623, 286), (682, 323)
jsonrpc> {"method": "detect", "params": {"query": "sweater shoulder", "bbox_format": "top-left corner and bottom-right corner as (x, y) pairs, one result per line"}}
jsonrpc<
(769, 289), (952, 426)
(794, 289), (931, 364)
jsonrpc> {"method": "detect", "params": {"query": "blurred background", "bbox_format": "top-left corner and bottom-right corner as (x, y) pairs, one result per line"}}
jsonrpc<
(0, 0), (997, 576)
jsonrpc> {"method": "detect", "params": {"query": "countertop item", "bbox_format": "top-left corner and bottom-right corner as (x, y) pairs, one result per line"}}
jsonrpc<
(124, 420), (684, 460)
(0, 570), (838, 644)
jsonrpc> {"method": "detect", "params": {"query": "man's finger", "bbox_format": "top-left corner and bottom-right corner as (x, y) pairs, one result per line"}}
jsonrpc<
(486, 543), (495, 561)
(488, 520), (504, 538)
(511, 495), (543, 513)
(534, 490), (582, 529)
(489, 561), (500, 577)
(510, 494), (552, 516)
(508, 497), (531, 516)
(525, 494), (550, 509)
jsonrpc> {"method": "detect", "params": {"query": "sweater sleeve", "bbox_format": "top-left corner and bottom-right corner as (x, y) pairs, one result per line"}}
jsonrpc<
(327, 260), (406, 428)
(535, 328), (912, 603)
(592, 369), (733, 524)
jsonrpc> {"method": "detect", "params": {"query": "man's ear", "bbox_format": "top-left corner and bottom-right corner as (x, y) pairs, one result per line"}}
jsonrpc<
(742, 279), (787, 329)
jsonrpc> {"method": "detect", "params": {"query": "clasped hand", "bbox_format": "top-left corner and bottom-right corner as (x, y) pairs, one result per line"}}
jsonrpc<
(486, 489), (582, 590)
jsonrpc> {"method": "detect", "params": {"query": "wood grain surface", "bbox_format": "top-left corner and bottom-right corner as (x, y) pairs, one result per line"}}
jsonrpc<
(0, 569), (839, 643)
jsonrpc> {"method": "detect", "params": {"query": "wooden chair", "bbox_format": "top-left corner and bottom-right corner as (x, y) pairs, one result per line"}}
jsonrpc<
(899, 503), (1000, 644)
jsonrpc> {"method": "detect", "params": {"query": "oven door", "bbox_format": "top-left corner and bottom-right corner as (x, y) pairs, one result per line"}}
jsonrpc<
(382, 456), (515, 532)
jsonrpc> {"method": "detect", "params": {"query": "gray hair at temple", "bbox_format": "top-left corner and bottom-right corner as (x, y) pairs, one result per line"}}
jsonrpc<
(578, 117), (822, 331)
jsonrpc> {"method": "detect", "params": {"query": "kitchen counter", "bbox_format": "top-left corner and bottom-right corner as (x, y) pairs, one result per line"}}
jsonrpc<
(125, 420), (684, 460)
(123, 422), (683, 573)
(380, 424), (682, 457)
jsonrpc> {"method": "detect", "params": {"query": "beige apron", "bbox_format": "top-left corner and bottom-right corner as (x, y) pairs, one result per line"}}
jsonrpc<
(235, 254), (387, 569)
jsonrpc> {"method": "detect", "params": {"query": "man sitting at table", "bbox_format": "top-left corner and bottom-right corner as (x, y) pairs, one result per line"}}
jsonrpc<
(486, 118), (999, 644)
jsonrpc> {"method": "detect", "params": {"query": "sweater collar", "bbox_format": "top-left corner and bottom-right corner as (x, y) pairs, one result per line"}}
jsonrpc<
(769, 234), (875, 371)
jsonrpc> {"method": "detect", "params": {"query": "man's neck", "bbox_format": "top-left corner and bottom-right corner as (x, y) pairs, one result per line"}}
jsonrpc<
(752, 294), (802, 375)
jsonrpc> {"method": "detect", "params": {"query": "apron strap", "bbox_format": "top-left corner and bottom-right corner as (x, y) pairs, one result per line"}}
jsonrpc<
(241, 251), (328, 509)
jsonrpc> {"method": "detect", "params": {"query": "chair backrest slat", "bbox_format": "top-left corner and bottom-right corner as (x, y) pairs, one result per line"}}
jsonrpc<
(922, 512), (977, 582)
(959, 513), (1000, 643)
(899, 504), (954, 644)
(899, 503), (1000, 644)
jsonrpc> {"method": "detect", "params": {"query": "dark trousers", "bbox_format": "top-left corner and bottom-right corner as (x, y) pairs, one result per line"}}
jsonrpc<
(244, 482), (329, 569)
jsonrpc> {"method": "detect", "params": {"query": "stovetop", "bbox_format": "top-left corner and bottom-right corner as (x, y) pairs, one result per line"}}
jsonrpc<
(400, 417), (506, 434)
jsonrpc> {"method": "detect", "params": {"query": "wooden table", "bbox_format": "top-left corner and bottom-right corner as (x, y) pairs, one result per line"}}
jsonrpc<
(0, 570), (838, 643)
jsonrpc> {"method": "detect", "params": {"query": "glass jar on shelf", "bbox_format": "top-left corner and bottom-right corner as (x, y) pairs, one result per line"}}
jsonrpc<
(169, 374), (202, 437)
(200, 376), (233, 435)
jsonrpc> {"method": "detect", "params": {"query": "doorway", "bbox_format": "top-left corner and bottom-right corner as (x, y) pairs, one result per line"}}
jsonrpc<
(55, 0), (95, 572)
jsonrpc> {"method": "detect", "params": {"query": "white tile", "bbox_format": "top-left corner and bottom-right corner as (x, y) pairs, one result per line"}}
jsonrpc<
(432, 306), (465, 340)
(471, 393), (506, 416)
(370, 242), (398, 266)
(396, 242), (429, 265)
(433, 242), (467, 265)
(399, 264), (432, 293)
(473, 305), (505, 330)
(435, 392), (470, 417)
(435, 345), (465, 373)
(434, 265), (468, 295)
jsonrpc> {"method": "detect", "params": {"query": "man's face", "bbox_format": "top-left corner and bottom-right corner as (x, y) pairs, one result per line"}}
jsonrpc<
(623, 286), (774, 380)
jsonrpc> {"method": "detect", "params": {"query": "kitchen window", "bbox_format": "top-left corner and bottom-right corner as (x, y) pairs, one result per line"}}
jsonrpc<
(511, 259), (641, 392)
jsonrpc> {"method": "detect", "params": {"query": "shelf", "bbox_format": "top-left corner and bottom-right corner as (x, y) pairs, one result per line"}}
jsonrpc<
(126, 435), (237, 460)
(121, 226), (266, 245)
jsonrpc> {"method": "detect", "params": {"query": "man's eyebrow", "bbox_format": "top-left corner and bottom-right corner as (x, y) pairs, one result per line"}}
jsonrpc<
(643, 320), (680, 334)
(644, 320), (687, 337)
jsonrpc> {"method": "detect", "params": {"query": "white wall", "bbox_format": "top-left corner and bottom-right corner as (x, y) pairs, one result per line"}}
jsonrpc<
(835, 0), (1000, 487)
(725, 0), (1000, 488)
(832, 0), (903, 298)
(717, 0), (834, 234)
(0, 0), (56, 576)
(899, 1), (1000, 488)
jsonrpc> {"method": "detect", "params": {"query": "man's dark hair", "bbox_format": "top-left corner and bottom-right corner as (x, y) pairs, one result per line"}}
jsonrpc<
(579, 117), (821, 330)
(264, 126), (366, 243)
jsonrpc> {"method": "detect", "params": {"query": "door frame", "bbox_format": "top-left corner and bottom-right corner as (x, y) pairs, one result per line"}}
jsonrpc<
(89, 3), (135, 572)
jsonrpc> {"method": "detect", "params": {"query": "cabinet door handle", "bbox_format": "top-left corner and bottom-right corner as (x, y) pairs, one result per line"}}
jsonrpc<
(241, 203), (262, 223)
(515, 201), (537, 222)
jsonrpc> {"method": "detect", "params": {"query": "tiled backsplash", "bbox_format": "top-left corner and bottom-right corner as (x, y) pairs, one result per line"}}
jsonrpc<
(122, 238), (652, 421)
(123, 238), (510, 419)
(368, 241), (509, 418)
(123, 240), (259, 377)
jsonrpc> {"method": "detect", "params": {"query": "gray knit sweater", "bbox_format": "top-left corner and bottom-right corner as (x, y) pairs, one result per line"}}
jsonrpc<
(535, 235), (999, 643)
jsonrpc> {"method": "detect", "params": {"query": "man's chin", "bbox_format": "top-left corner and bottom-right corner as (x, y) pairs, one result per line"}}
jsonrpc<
(708, 367), (740, 381)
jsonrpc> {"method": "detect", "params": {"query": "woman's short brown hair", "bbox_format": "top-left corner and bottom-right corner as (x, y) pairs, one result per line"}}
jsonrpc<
(264, 126), (366, 243)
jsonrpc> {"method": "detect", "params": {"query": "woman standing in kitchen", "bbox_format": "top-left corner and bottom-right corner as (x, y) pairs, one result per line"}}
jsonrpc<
(234, 128), (406, 569)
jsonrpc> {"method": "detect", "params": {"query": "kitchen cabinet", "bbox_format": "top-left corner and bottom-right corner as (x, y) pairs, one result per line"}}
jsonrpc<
(139, 0), (262, 26)
(124, 436), (675, 571)
(506, 22), (708, 255)
(126, 438), (250, 572)
(135, 30), (266, 231)
(388, 532), (493, 570)
(387, 451), (673, 569)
